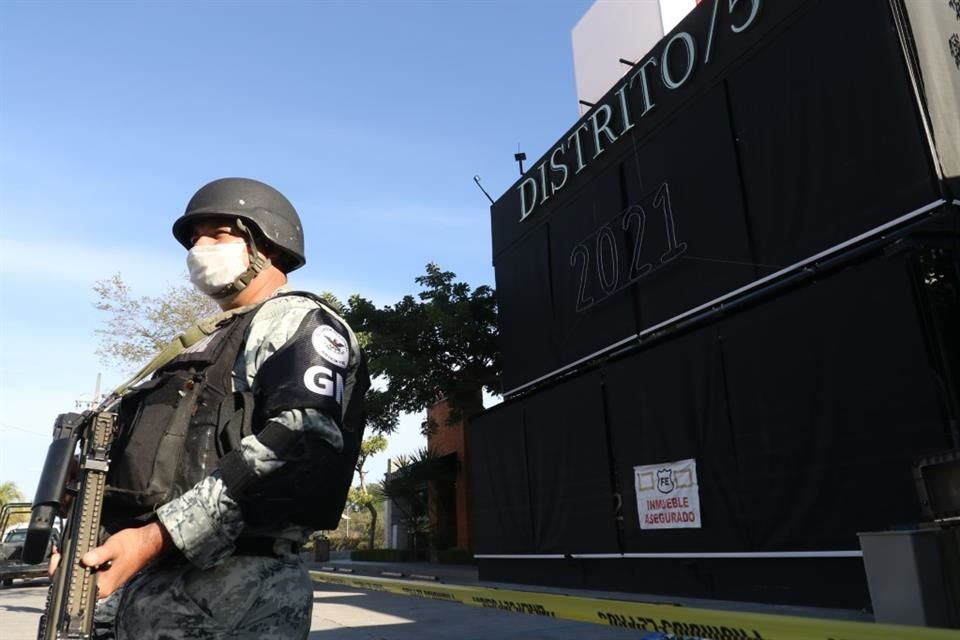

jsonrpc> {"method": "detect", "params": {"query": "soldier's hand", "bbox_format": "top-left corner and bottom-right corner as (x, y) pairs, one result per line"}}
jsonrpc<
(80, 522), (170, 598)
(48, 545), (60, 577)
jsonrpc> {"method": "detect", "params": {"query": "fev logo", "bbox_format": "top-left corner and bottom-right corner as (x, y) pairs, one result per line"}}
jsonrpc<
(656, 469), (675, 494)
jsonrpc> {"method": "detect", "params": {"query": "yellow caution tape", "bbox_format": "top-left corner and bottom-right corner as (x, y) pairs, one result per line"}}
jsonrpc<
(310, 570), (960, 640)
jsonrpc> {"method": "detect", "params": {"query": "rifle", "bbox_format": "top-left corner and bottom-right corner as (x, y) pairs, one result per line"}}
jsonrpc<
(23, 405), (118, 640)
(22, 314), (235, 638)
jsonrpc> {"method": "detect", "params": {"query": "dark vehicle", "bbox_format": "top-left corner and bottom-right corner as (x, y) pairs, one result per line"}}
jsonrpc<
(0, 502), (57, 586)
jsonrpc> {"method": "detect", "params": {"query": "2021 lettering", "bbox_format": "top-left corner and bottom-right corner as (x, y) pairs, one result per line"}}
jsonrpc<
(569, 182), (687, 313)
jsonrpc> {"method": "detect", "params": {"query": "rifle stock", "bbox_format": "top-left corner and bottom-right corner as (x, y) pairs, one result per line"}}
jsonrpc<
(25, 410), (117, 640)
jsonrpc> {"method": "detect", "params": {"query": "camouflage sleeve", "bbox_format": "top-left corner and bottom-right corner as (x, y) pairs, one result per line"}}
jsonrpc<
(157, 293), (348, 568)
(156, 473), (243, 568)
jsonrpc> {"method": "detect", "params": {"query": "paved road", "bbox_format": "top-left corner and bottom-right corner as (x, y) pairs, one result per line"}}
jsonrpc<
(0, 577), (48, 640)
(0, 578), (646, 639)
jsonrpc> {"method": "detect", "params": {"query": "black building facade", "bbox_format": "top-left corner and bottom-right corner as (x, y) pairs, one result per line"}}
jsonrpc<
(469, 0), (960, 608)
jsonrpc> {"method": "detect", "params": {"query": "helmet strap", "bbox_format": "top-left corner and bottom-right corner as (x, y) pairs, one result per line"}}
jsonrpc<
(207, 219), (272, 300)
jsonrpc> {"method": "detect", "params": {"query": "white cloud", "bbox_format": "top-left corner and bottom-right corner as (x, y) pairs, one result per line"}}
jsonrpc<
(0, 238), (185, 295)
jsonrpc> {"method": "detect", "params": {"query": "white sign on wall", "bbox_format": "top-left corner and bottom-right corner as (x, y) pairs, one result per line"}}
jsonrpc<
(634, 457), (702, 529)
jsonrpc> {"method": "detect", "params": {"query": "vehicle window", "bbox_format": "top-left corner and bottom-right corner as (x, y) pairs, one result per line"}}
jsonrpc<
(3, 530), (27, 543)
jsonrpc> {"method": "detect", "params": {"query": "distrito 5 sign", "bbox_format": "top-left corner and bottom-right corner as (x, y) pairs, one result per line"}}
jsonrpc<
(517, 0), (760, 222)
(634, 458), (702, 529)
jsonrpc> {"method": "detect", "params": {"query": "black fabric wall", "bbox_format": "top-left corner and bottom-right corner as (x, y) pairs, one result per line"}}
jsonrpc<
(725, 0), (936, 268)
(471, 372), (619, 555)
(468, 403), (533, 553)
(492, 0), (943, 392)
(494, 227), (560, 386)
(472, 243), (956, 606)
(471, 247), (954, 561)
(603, 324), (744, 554)
(523, 372), (619, 554)
(479, 557), (873, 608)
(718, 257), (947, 550)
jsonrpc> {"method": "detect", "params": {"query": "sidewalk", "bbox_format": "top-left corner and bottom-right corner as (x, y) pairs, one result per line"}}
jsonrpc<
(305, 558), (874, 624)
(308, 558), (479, 584)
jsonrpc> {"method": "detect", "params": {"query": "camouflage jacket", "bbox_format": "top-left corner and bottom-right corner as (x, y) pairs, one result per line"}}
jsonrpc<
(156, 288), (363, 569)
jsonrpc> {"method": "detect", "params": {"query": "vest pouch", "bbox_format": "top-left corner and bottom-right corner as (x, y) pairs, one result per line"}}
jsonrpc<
(170, 383), (225, 499)
(106, 369), (205, 511)
(216, 391), (256, 458)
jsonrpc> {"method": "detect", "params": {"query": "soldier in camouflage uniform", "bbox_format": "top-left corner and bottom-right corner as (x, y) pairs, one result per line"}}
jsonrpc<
(76, 178), (368, 639)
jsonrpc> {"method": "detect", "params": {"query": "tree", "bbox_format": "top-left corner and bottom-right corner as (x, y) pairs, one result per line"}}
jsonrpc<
(94, 273), (220, 369)
(379, 447), (456, 557)
(348, 433), (388, 550)
(94, 273), (346, 373)
(344, 263), (500, 429)
(327, 486), (384, 551)
(0, 482), (29, 529)
(0, 481), (24, 507)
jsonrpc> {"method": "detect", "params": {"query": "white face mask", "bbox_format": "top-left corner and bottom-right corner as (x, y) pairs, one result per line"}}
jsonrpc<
(187, 243), (249, 295)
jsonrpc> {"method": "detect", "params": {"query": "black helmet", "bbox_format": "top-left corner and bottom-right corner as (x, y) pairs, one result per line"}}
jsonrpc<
(173, 177), (306, 272)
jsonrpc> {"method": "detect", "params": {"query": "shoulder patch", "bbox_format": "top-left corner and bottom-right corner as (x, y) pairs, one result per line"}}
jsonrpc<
(312, 324), (350, 368)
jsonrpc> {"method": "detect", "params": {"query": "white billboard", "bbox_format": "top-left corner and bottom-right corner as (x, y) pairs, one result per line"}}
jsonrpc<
(572, 0), (699, 115)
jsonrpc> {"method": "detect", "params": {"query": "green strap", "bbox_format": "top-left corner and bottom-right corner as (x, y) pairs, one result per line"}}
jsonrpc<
(111, 304), (258, 397)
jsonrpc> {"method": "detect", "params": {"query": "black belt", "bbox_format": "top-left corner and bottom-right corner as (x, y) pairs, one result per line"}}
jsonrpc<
(233, 537), (297, 557)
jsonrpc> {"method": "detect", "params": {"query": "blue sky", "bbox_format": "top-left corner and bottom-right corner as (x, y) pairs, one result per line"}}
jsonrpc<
(0, 0), (597, 499)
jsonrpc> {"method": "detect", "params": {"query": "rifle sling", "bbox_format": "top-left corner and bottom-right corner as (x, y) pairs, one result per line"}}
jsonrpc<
(112, 304), (258, 397)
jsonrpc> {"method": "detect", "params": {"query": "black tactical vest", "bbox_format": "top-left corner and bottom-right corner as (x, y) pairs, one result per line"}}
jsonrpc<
(103, 294), (367, 533)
